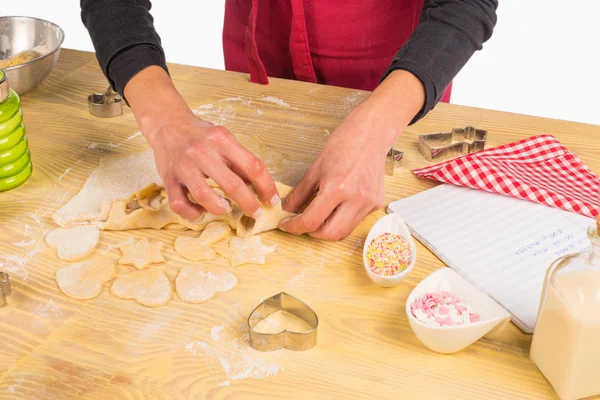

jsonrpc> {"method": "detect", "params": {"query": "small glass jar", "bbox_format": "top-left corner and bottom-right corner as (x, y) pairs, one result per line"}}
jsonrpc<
(0, 68), (32, 192)
(530, 216), (600, 400)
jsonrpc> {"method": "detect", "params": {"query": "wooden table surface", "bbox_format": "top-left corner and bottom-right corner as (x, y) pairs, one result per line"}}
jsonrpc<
(1, 49), (599, 399)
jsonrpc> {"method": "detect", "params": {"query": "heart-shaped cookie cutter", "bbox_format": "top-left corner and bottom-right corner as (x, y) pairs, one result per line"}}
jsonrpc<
(0, 272), (12, 307)
(418, 126), (487, 162)
(248, 292), (318, 352)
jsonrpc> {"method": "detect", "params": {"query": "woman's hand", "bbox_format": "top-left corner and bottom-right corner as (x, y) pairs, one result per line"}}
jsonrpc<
(124, 66), (280, 221)
(279, 70), (425, 241)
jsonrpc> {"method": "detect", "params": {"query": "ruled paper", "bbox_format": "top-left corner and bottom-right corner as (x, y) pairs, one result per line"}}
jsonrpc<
(388, 184), (594, 333)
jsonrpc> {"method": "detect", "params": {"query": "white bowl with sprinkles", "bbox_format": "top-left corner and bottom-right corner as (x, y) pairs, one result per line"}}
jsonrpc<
(405, 268), (511, 354)
(363, 213), (417, 287)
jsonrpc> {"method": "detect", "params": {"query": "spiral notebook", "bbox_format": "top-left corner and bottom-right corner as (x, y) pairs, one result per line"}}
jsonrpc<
(388, 184), (594, 333)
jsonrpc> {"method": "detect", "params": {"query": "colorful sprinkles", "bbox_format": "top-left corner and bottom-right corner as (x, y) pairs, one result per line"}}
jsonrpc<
(410, 291), (480, 327)
(366, 233), (411, 276)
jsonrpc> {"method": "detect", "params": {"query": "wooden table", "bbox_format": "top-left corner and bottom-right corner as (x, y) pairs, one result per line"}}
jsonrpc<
(1, 49), (598, 399)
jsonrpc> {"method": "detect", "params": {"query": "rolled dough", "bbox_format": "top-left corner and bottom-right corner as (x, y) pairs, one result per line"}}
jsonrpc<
(110, 269), (172, 307)
(46, 225), (100, 261)
(175, 266), (237, 303)
(56, 259), (116, 300)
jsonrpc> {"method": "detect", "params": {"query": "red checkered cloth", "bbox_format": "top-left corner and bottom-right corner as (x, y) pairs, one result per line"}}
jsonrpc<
(413, 135), (600, 218)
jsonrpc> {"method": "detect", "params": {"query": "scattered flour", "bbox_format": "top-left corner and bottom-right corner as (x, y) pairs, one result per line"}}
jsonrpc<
(33, 298), (62, 318)
(58, 160), (81, 181)
(106, 143), (121, 148)
(87, 142), (99, 150)
(13, 238), (36, 247)
(343, 238), (365, 256)
(219, 380), (231, 387)
(103, 236), (135, 254)
(260, 96), (294, 108)
(211, 325), (225, 342)
(184, 326), (283, 382)
(126, 131), (142, 141)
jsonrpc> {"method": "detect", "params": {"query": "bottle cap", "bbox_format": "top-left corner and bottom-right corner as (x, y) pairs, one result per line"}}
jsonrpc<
(0, 69), (9, 102)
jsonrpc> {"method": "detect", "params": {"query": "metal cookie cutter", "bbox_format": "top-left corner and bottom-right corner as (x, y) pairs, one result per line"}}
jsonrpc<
(0, 272), (12, 307)
(88, 86), (123, 118)
(418, 126), (487, 162)
(385, 148), (404, 176)
(248, 292), (318, 352)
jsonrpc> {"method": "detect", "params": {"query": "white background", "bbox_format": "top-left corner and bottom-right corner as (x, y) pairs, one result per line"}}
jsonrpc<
(4, 1), (600, 125)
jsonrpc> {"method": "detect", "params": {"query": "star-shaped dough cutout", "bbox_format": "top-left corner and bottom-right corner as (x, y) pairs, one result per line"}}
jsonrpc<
(217, 236), (274, 267)
(174, 222), (231, 261)
(118, 237), (166, 270)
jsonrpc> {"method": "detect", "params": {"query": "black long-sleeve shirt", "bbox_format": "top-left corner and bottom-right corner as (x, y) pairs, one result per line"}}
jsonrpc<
(81, 0), (497, 124)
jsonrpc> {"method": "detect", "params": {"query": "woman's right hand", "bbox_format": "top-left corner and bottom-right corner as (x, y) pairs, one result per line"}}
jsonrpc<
(124, 66), (280, 221)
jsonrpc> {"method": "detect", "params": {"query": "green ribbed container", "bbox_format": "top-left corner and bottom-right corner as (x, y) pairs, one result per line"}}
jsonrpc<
(0, 69), (32, 192)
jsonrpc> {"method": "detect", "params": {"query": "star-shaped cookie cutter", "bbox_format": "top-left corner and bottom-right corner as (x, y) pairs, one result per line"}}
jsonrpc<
(418, 126), (487, 162)
(0, 272), (12, 307)
(248, 292), (318, 352)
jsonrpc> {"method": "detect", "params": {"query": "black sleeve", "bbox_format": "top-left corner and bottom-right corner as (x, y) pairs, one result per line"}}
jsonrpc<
(382, 0), (498, 125)
(80, 0), (168, 96)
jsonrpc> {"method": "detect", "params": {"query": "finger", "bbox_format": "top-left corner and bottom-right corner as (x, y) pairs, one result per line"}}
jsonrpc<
(165, 178), (206, 220)
(279, 191), (340, 235)
(223, 141), (280, 207)
(181, 169), (232, 215)
(309, 202), (366, 241)
(202, 159), (263, 218)
(282, 170), (318, 213)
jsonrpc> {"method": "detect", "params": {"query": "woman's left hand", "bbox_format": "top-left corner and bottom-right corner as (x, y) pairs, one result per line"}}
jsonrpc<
(279, 70), (425, 241)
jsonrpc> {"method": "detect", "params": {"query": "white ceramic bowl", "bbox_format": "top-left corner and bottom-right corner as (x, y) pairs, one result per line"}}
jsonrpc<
(405, 268), (511, 354)
(363, 213), (417, 287)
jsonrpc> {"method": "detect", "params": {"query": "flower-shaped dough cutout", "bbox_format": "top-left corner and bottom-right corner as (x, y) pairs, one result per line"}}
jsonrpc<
(110, 269), (172, 307)
(217, 236), (274, 267)
(118, 237), (166, 270)
(56, 259), (116, 300)
(174, 222), (231, 261)
(46, 225), (100, 261)
(175, 266), (237, 303)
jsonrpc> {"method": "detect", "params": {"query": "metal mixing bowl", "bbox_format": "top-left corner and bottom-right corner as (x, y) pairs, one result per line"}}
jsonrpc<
(0, 16), (65, 95)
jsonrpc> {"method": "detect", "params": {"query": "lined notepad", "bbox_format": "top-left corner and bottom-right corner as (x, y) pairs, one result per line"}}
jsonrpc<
(388, 184), (594, 333)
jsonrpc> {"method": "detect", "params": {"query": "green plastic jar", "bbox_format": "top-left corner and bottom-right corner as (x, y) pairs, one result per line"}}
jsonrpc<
(0, 69), (32, 192)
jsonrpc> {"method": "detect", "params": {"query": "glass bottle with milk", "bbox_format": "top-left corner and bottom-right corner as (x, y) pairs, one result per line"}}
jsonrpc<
(530, 216), (600, 400)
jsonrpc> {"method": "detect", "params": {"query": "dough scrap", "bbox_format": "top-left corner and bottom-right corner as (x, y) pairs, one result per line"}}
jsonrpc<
(227, 182), (295, 238)
(118, 237), (166, 270)
(110, 269), (172, 307)
(46, 225), (100, 261)
(56, 259), (116, 300)
(175, 266), (237, 303)
(174, 222), (231, 261)
(217, 236), (275, 267)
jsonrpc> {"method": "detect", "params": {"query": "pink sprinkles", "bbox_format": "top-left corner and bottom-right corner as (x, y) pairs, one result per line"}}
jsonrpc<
(366, 233), (411, 276)
(410, 291), (480, 327)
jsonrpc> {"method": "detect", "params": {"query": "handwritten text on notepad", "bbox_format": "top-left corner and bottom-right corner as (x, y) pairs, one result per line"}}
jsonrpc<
(513, 228), (589, 258)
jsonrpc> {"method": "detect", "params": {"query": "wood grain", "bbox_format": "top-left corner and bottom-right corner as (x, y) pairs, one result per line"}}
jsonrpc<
(1, 49), (598, 399)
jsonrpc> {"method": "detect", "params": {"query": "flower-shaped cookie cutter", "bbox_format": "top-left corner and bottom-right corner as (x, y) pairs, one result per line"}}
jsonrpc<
(248, 292), (318, 352)
(0, 272), (12, 307)
(418, 126), (487, 162)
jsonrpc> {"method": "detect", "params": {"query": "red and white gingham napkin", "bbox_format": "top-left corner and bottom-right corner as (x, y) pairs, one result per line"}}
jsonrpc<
(413, 135), (600, 218)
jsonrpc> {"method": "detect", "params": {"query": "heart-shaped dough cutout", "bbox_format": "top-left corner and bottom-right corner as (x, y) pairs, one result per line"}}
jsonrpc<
(217, 236), (274, 267)
(110, 269), (172, 307)
(175, 266), (237, 303)
(56, 259), (116, 300)
(252, 310), (314, 334)
(174, 222), (231, 261)
(46, 225), (100, 261)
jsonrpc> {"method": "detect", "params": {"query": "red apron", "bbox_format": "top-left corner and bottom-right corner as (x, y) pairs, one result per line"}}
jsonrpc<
(223, 0), (451, 103)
